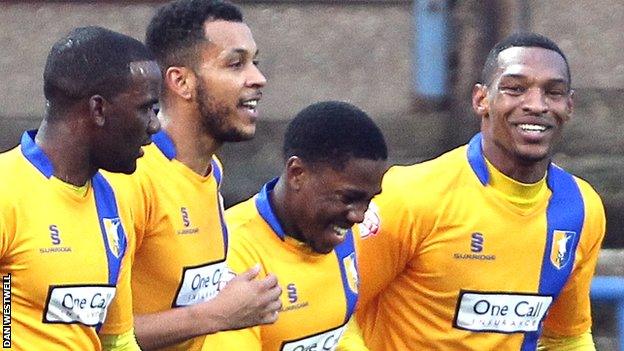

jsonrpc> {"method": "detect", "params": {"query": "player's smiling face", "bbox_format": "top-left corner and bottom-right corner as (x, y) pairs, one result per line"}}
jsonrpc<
(474, 46), (573, 169)
(290, 157), (385, 254)
(192, 20), (266, 142)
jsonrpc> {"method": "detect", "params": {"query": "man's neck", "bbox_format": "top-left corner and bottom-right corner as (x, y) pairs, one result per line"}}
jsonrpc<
(269, 177), (304, 242)
(35, 118), (94, 186)
(482, 145), (549, 184)
(159, 106), (221, 176)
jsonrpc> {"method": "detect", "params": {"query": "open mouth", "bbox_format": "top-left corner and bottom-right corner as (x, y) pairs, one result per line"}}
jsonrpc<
(332, 225), (349, 238)
(516, 123), (550, 134)
(240, 99), (258, 112)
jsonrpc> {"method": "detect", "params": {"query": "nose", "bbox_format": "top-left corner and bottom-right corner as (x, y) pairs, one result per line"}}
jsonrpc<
(346, 202), (368, 224)
(147, 110), (161, 135)
(522, 87), (548, 115)
(246, 64), (267, 88)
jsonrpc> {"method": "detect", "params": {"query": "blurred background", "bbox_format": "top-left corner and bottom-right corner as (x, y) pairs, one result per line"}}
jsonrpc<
(1, 0), (623, 349)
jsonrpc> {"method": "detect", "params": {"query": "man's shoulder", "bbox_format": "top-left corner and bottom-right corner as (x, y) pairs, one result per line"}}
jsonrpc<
(383, 145), (469, 192)
(225, 196), (261, 234)
(552, 164), (604, 207)
(0, 146), (37, 191)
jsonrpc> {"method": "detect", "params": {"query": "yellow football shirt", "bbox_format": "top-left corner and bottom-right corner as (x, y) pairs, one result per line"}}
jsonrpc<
(0, 131), (133, 350)
(203, 178), (359, 351)
(102, 130), (228, 351)
(355, 133), (605, 350)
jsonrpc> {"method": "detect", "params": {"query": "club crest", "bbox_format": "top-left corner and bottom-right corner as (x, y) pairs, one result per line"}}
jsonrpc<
(550, 230), (576, 269)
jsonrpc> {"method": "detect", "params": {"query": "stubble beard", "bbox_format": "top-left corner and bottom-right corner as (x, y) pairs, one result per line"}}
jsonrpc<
(196, 80), (253, 143)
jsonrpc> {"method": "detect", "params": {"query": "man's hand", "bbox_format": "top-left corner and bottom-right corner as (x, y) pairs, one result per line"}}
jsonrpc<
(210, 264), (282, 330)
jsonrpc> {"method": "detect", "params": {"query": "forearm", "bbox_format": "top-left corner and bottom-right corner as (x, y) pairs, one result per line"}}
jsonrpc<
(537, 330), (595, 351)
(134, 303), (229, 350)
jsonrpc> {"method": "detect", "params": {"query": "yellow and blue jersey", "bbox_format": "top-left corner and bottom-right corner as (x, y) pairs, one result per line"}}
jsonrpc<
(355, 133), (605, 350)
(102, 130), (228, 351)
(0, 131), (132, 351)
(203, 178), (358, 351)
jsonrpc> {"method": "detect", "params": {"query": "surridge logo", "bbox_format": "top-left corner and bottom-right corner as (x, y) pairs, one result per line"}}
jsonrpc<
(281, 282), (308, 313)
(287, 283), (297, 303)
(50, 224), (61, 245)
(40, 225), (72, 254)
(471, 233), (484, 252)
(453, 232), (495, 261)
(550, 230), (576, 269)
(177, 207), (199, 235)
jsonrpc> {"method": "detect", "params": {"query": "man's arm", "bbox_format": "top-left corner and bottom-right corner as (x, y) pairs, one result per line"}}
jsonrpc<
(134, 265), (281, 350)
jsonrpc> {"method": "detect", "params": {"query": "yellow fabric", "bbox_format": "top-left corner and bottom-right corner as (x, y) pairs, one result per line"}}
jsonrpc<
(101, 140), (228, 351)
(336, 317), (369, 351)
(485, 157), (548, 210)
(53, 176), (90, 197)
(0, 143), (135, 351)
(203, 188), (356, 351)
(537, 330), (595, 350)
(100, 328), (141, 351)
(354, 144), (605, 350)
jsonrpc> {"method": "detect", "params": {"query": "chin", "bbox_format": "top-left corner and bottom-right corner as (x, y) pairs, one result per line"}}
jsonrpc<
(312, 245), (334, 255)
(218, 128), (255, 142)
(517, 150), (550, 164)
(103, 162), (137, 175)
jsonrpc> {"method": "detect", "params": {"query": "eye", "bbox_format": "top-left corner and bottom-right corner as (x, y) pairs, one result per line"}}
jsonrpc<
(229, 61), (243, 69)
(335, 193), (353, 205)
(500, 85), (525, 95)
(547, 90), (565, 98)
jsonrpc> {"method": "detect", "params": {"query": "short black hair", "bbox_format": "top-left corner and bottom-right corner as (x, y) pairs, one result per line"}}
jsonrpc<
(480, 32), (571, 86)
(146, 0), (243, 71)
(43, 26), (154, 103)
(283, 101), (388, 169)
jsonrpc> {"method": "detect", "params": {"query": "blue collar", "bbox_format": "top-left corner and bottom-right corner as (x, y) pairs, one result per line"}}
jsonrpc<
(466, 132), (558, 190)
(254, 177), (287, 240)
(152, 130), (176, 160)
(21, 130), (54, 178)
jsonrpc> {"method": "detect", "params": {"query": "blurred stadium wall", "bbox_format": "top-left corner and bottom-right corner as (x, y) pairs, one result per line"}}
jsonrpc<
(1, 0), (623, 249)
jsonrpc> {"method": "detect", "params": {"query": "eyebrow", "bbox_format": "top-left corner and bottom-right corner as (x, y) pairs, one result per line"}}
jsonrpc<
(225, 48), (259, 58)
(500, 73), (568, 85)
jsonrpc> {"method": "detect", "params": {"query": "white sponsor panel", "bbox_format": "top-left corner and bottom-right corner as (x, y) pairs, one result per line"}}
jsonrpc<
(281, 324), (347, 351)
(175, 261), (228, 307)
(454, 292), (553, 333)
(45, 286), (116, 326)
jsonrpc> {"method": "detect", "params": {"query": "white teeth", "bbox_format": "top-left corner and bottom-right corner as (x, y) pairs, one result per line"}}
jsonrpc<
(332, 226), (348, 237)
(518, 124), (547, 132)
(241, 100), (258, 109)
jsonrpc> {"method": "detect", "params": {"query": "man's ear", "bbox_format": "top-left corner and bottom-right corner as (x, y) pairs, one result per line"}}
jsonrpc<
(165, 66), (195, 101)
(472, 83), (489, 118)
(89, 95), (106, 127)
(285, 156), (307, 192)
